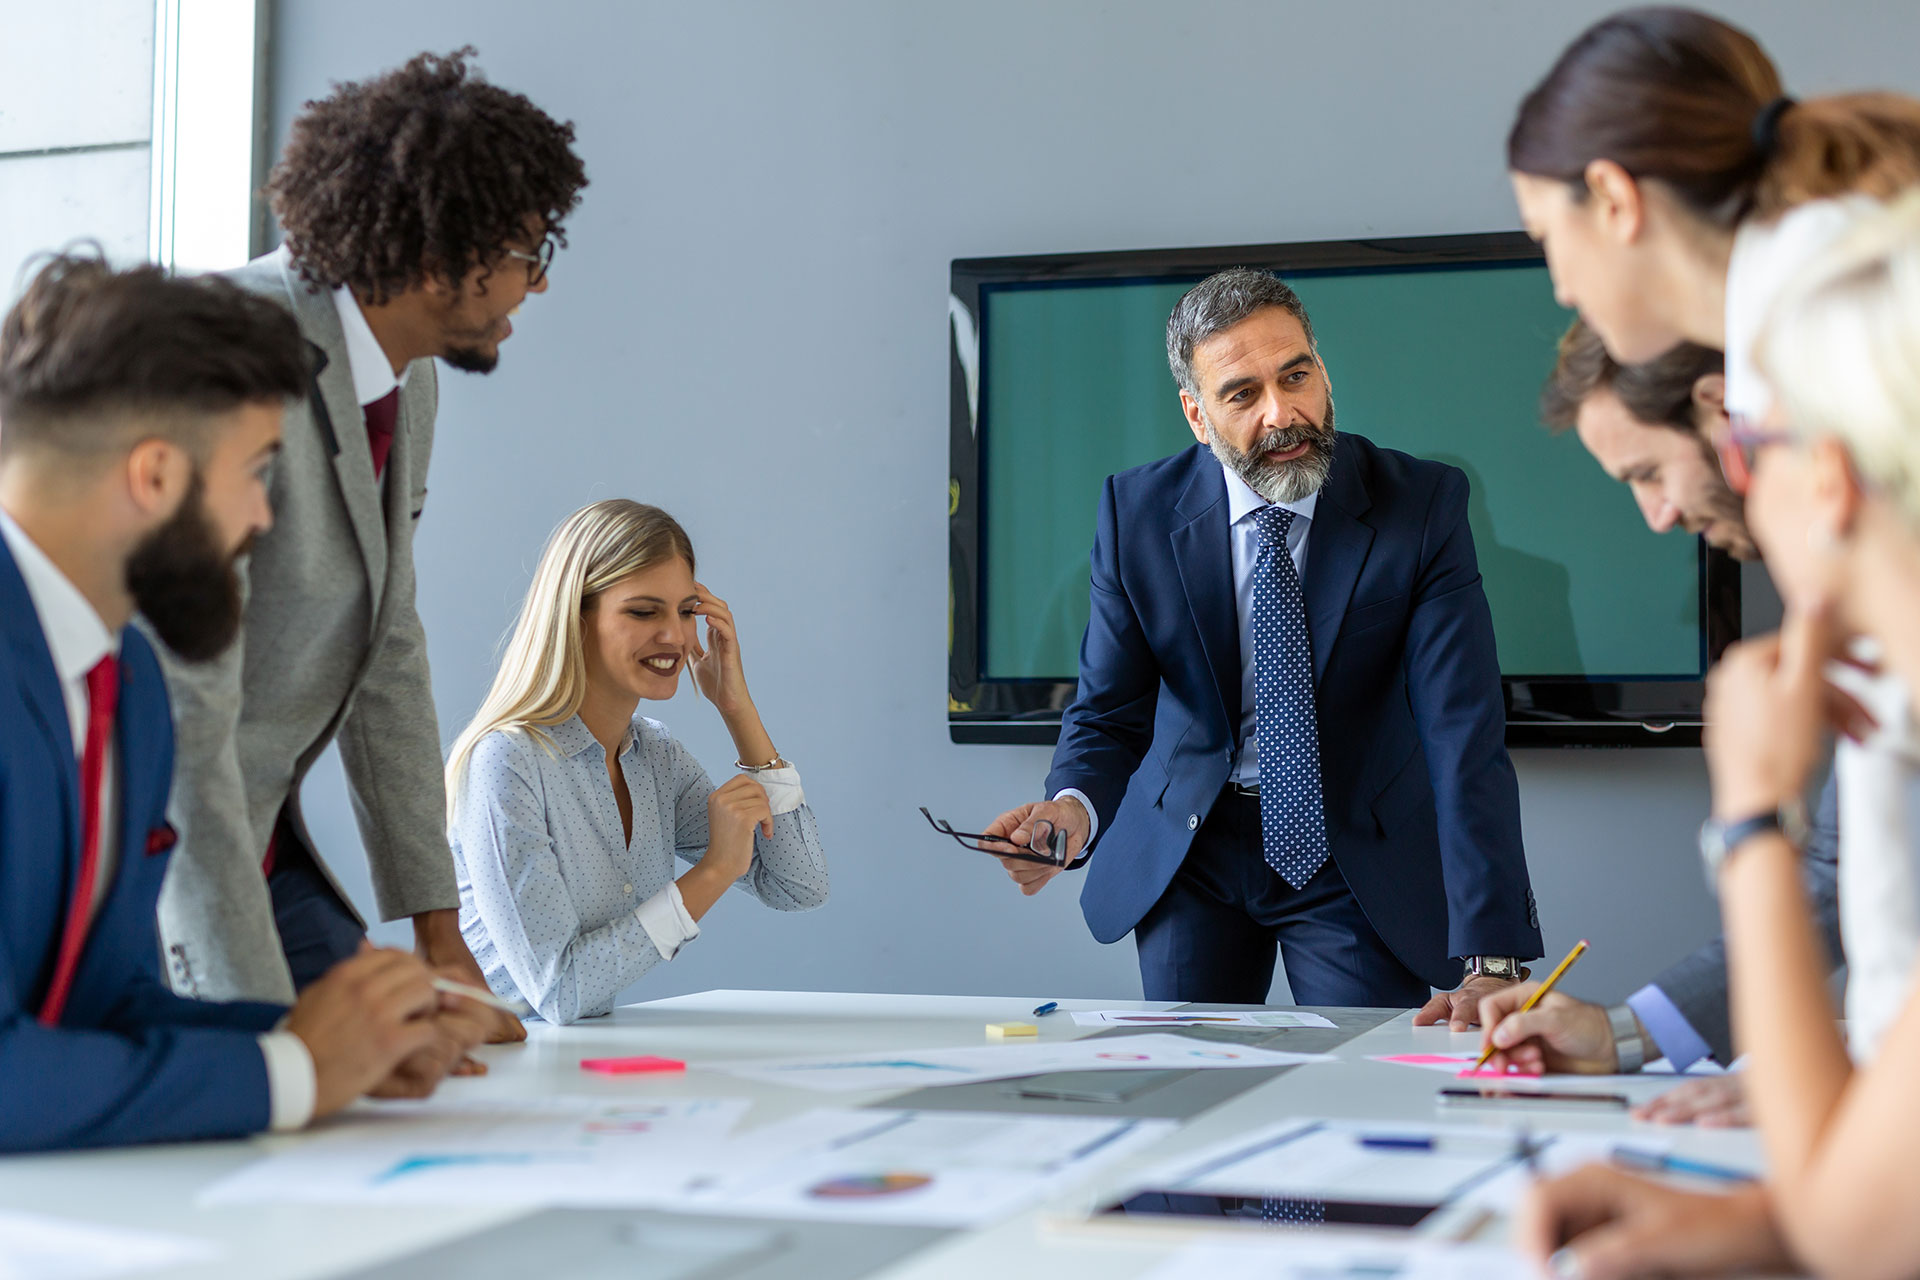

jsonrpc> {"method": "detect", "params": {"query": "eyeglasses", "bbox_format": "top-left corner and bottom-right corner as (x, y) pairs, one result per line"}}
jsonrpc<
(503, 237), (556, 287)
(918, 807), (1089, 869)
(1714, 414), (1795, 496)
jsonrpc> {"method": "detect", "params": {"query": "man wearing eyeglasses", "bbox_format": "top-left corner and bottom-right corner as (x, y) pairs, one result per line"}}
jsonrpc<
(153, 49), (588, 1035)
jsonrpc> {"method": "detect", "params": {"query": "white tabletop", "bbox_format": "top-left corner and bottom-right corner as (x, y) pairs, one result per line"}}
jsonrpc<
(0, 991), (1764, 1279)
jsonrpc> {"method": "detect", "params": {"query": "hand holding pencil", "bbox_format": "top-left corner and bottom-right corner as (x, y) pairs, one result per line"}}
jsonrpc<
(1471, 941), (1595, 1076)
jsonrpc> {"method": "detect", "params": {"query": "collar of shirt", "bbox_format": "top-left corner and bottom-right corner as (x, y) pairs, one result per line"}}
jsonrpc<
(545, 714), (643, 761)
(330, 286), (413, 407)
(1221, 461), (1319, 531)
(0, 508), (118, 697)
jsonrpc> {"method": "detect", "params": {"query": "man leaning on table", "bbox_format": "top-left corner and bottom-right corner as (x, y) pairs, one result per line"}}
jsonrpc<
(983, 268), (1543, 1020)
(1473, 319), (1851, 1126)
(153, 49), (587, 1031)
(0, 253), (485, 1151)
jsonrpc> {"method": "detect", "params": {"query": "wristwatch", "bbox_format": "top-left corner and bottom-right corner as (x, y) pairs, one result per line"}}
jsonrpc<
(1698, 798), (1810, 886)
(1607, 1003), (1648, 1073)
(1463, 955), (1528, 982)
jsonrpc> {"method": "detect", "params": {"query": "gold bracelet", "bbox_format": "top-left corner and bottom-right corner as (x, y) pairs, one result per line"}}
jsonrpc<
(735, 753), (788, 771)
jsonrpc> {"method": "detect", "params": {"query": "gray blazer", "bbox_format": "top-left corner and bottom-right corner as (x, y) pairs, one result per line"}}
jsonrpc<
(1649, 768), (1844, 1065)
(154, 246), (458, 1003)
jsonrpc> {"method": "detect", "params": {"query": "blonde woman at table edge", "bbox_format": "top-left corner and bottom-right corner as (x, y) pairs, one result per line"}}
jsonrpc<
(443, 499), (827, 1026)
(1520, 190), (1920, 1280)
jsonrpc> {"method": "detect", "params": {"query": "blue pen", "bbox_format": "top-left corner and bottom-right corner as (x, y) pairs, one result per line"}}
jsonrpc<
(1031, 1001), (1060, 1017)
(1610, 1146), (1755, 1184)
(1358, 1134), (1435, 1152)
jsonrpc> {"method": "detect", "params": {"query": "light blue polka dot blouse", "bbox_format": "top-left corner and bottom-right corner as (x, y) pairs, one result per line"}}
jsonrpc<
(450, 713), (828, 1024)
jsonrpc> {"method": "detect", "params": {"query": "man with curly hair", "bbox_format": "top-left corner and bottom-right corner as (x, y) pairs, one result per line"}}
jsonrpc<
(154, 49), (588, 1039)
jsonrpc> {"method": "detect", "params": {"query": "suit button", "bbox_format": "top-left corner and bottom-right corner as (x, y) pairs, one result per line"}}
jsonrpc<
(1187, 814), (1199, 831)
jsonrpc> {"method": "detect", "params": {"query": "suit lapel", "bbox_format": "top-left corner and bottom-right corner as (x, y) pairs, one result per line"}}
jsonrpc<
(280, 254), (388, 621)
(1169, 455), (1241, 735)
(0, 537), (81, 876)
(1302, 438), (1376, 685)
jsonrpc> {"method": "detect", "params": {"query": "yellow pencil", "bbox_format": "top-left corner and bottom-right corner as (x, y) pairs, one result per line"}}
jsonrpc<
(1468, 939), (1589, 1075)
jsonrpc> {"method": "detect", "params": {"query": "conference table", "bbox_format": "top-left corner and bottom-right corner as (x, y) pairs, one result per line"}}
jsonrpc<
(0, 990), (1771, 1278)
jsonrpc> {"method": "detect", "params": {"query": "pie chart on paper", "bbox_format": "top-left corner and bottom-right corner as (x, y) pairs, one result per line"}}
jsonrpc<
(808, 1172), (935, 1199)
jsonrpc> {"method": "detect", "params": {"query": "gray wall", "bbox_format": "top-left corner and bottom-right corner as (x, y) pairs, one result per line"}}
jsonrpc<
(271, 0), (1913, 1008)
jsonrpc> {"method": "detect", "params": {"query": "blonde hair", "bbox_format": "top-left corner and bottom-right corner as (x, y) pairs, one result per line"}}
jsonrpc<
(445, 499), (694, 823)
(1758, 187), (1920, 532)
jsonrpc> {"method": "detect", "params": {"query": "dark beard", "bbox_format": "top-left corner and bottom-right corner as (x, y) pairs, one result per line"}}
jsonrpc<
(441, 345), (498, 374)
(1206, 398), (1337, 504)
(126, 473), (247, 663)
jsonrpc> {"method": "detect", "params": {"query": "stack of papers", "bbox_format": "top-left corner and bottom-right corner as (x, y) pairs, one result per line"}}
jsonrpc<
(710, 1032), (1334, 1093)
(0, 1211), (219, 1279)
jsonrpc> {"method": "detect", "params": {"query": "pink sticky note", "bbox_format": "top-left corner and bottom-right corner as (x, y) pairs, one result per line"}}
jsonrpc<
(1378, 1054), (1475, 1066)
(581, 1055), (685, 1075)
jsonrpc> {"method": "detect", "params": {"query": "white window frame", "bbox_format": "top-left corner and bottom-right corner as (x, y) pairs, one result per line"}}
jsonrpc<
(150, 0), (270, 273)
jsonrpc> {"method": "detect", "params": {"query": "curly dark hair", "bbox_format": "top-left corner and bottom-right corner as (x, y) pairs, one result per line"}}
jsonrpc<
(267, 47), (587, 303)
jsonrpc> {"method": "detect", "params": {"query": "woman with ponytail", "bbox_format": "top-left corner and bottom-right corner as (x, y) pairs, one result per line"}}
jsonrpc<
(444, 500), (827, 1025)
(1508, 6), (1920, 423)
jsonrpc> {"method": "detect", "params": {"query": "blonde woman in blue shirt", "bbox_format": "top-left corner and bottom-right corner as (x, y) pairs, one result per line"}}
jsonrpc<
(445, 499), (827, 1024)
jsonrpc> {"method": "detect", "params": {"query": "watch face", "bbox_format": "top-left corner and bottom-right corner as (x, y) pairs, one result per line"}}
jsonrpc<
(1475, 958), (1518, 979)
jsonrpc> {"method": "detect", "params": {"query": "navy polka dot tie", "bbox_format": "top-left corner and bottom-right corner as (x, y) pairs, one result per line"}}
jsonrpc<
(1253, 506), (1329, 889)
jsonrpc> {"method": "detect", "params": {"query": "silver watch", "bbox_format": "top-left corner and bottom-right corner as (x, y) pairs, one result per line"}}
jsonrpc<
(1463, 955), (1526, 982)
(1607, 1003), (1647, 1073)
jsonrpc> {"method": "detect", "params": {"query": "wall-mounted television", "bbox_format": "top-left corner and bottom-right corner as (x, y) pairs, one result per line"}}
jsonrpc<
(947, 233), (1740, 748)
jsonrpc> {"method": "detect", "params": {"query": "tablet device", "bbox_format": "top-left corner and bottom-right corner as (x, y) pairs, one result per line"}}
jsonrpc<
(1437, 1087), (1629, 1110)
(1095, 1190), (1441, 1229)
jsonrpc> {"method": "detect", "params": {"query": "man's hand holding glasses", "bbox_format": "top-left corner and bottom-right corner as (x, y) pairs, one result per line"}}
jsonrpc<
(919, 797), (1092, 894)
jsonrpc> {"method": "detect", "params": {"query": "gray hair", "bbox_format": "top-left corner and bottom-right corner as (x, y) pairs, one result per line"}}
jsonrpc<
(1165, 268), (1316, 397)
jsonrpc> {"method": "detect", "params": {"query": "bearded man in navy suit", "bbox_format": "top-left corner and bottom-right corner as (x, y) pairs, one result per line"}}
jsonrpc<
(0, 253), (485, 1150)
(986, 269), (1543, 1025)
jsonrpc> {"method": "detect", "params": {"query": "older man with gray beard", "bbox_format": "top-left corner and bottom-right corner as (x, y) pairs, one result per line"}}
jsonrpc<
(983, 268), (1542, 1020)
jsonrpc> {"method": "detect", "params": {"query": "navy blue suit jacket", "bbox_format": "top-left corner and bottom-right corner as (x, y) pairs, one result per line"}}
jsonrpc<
(0, 535), (286, 1151)
(1046, 436), (1543, 989)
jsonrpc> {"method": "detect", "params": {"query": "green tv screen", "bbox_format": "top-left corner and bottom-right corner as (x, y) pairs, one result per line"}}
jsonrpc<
(977, 263), (1703, 682)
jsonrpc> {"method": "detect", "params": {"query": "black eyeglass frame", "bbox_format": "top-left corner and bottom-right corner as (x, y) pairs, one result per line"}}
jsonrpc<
(918, 807), (1090, 870)
(503, 236), (557, 286)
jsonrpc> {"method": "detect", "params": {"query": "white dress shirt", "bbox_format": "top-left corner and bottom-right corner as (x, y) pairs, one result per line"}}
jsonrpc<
(330, 286), (410, 407)
(451, 714), (828, 1025)
(1058, 462), (1317, 848)
(1828, 649), (1920, 1063)
(0, 510), (314, 1131)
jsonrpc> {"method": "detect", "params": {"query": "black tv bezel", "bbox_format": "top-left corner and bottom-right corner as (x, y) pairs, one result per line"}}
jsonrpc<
(947, 231), (1740, 749)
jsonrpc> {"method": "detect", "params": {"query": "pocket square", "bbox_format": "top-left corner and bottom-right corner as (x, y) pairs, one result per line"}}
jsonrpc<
(145, 824), (178, 856)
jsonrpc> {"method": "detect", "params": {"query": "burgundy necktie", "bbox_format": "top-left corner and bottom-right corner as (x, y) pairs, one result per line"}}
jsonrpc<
(364, 387), (400, 479)
(261, 387), (399, 881)
(40, 655), (120, 1026)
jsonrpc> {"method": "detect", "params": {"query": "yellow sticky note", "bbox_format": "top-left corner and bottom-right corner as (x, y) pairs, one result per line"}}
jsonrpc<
(987, 1022), (1038, 1039)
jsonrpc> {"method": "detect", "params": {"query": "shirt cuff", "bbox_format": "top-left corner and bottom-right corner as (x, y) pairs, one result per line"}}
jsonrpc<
(1053, 788), (1099, 851)
(635, 882), (701, 959)
(258, 1029), (316, 1131)
(1624, 983), (1717, 1073)
(748, 764), (805, 816)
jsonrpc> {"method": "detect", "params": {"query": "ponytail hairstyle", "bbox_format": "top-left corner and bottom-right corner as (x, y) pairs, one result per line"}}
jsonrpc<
(1758, 188), (1920, 533)
(1509, 7), (1920, 229)
(445, 499), (695, 823)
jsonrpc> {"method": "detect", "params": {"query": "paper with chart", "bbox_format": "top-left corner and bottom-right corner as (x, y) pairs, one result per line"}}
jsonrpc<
(0, 1211), (220, 1279)
(1070, 1009), (1338, 1029)
(199, 1096), (752, 1206)
(678, 1109), (1177, 1227)
(1140, 1237), (1532, 1280)
(712, 1032), (1335, 1093)
(1368, 1051), (1730, 1085)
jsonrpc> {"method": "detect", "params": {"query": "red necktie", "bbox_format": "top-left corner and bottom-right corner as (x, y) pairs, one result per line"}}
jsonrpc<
(261, 387), (399, 881)
(39, 655), (120, 1026)
(364, 387), (399, 479)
